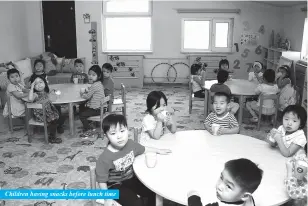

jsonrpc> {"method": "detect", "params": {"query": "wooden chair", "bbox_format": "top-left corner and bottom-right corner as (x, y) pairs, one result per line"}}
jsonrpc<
(257, 94), (279, 130)
(189, 81), (204, 114)
(87, 95), (112, 138)
(112, 83), (127, 117)
(133, 127), (142, 143)
(25, 102), (49, 143)
(5, 94), (27, 133)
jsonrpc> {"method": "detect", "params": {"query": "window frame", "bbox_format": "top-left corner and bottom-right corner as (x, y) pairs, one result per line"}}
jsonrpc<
(102, 0), (153, 53)
(181, 17), (234, 53)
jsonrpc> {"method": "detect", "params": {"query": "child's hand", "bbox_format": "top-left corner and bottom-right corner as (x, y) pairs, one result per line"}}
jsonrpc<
(187, 190), (200, 198)
(156, 113), (166, 122)
(217, 127), (224, 135)
(157, 149), (172, 155)
(286, 159), (295, 170)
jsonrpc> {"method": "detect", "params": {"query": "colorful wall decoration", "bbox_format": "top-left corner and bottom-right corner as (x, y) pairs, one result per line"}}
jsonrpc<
(89, 22), (98, 65)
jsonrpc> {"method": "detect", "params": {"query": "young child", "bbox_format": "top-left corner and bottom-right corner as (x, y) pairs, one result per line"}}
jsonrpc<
(246, 69), (279, 123)
(3, 69), (29, 118)
(96, 113), (172, 206)
(29, 59), (48, 85)
(70, 59), (88, 84)
(266, 105), (307, 157)
(102, 63), (114, 97)
(140, 91), (177, 143)
(248, 61), (264, 84)
(276, 65), (297, 111)
(204, 92), (239, 135)
(214, 59), (230, 74)
(79, 65), (105, 138)
(191, 64), (205, 98)
(210, 70), (239, 114)
(187, 158), (263, 206)
(28, 76), (64, 143)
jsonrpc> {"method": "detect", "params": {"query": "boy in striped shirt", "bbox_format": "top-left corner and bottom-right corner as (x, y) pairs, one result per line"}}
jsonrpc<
(204, 92), (239, 135)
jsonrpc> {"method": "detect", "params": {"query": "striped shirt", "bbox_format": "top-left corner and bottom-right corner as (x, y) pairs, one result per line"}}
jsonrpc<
(95, 139), (145, 183)
(81, 81), (105, 109)
(204, 112), (239, 129)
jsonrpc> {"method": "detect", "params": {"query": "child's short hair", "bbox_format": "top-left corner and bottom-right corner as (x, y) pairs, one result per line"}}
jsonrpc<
(102, 63), (113, 72)
(7, 68), (20, 79)
(102, 113), (128, 134)
(74, 59), (84, 66)
(146, 91), (167, 114)
(217, 69), (229, 84)
(219, 59), (229, 69)
(225, 158), (263, 193)
(278, 65), (290, 79)
(282, 105), (307, 129)
(191, 64), (202, 75)
(263, 69), (275, 83)
(214, 92), (230, 103)
(34, 59), (46, 68)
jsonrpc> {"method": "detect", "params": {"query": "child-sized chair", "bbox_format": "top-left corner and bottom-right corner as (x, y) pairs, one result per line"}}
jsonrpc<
(6, 94), (25, 133)
(112, 83), (126, 117)
(189, 81), (205, 114)
(87, 95), (112, 138)
(257, 94), (279, 130)
(25, 102), (49, 143)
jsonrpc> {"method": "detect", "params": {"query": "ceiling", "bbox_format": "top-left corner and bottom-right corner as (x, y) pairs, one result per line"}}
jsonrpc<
(257, 1), (307, 7)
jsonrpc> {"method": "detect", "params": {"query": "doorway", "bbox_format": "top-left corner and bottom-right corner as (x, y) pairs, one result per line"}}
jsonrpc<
(42, 1), (77, 58)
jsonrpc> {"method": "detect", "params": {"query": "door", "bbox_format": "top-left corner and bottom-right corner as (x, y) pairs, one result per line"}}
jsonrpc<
(42, 1), (77, 58)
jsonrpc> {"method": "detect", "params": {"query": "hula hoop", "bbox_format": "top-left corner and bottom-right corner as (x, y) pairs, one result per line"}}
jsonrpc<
(151, 63), (177, 83)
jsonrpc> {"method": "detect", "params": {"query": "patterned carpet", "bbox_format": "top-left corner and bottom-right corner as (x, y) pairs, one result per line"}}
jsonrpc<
(0, 84), (277, 206)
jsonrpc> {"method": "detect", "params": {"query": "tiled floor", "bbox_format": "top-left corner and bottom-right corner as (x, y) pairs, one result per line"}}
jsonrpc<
(0, 84), (288, 206)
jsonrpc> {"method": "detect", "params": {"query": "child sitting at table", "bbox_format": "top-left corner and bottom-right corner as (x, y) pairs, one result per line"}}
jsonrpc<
(70, 59), (88, 84)
(191, 63), (206, 98)
(28, 76), (65, 143)
(96, 113), (171, 206)
(79, 65), (105, 138)
(246, 69), (279, 123)
(266, 105), (307, 157)
(140, 91), (177, 143)
(187, 158), (263, 206)
(210, 69), (239, 114)
(3, 68), (29, 118)
(204, 92), (239, 135)
(214, 59), (230, 74)
(248, 61), (264, 84)
(29, 59), (48, 86)
(102, 63), (114, 97)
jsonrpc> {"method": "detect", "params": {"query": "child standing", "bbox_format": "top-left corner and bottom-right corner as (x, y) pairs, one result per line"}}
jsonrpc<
(248, 61), (264, 84)
(28, 77), (64, 143)
(102, 63), (114, 97)
(140, 91), (177, 143)
(266, 105), (307, 157)
(191, 64), (206, 98)
(79, 65), (105, 138)
(29, 59), (48, 85)
(3, 69), (29, 118)
(210, 70), (239, 114)
(187, 158), (263, 206)
(246, 69), (279, 123)
(70, 59), (88, 84)
(96, 114), (171, 206)
(204, 92), (239, 135)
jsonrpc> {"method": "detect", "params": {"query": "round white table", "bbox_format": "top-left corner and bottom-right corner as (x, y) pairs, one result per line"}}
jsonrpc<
(133, 130), (289, 206)
(203, 79), (258, 126)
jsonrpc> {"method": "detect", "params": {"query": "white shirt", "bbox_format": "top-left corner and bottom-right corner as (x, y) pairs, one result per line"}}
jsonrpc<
(248, 72), (263, 84)
(277, 125), (307, 148)
(191, 75), (202, 93)
(140, 114), (167, 144)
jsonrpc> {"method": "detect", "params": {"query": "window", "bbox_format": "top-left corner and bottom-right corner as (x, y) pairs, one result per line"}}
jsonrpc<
(301, 18), (308, 62)
(181, 18), (234, 53)
(102, 0), (152, 53)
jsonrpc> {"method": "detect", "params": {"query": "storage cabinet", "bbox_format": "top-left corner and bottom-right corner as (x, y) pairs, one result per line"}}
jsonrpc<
(107, 55), (144, 89)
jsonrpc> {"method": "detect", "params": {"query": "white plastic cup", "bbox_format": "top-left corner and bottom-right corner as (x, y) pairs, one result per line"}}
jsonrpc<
(145, 152), (157, 168)
(80, 88), (86, 93)
(73, 77), (78, 84)
(212, 124), (220, 135)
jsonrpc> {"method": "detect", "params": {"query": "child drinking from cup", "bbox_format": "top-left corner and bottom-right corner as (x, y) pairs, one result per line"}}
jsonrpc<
(248, 61), (264, 84)
(266, 105), (307, 157)
(28, 76), (65, 143)
(70, 59), (88, 84)
(188, 158), (263, 206)
(204, 92), (239, 135)
(96, 114), (171, 206)
(140, 91), (177, 144)
(191, 63), (206, 98)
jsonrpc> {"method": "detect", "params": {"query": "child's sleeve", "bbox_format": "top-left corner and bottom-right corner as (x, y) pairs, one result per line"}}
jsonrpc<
(95, 155), (112, 183)
(248, 72), (253, 81)
(81, 84), (96, 100)
(229, 114), (239, 128)
(284, 177), (307, 199)
(7, 84), (19, 93)
(142, 115), (156, 132)
(132, 140), (146, 156)
(204, 113), (213, 126)
(292, 132), (307, 148)
(254, 84), (262, 94)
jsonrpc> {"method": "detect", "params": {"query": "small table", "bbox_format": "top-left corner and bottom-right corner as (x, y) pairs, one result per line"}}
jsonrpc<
(203, 79), (258, 125)
(133, 130), (289, 206)
(24, 84), (89, 136)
